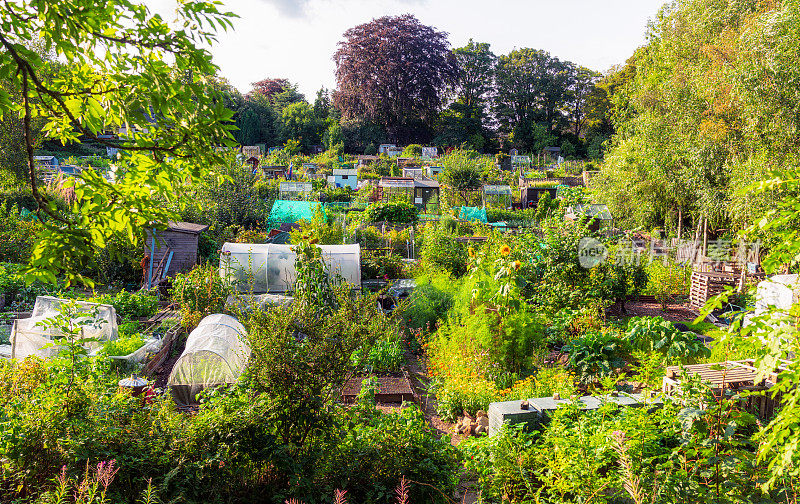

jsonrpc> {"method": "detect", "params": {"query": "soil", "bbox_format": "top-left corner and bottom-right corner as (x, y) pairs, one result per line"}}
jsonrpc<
(621, 300), (699, 322)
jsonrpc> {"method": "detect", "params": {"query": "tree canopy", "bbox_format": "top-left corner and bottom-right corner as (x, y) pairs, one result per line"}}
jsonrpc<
(333, 14), (456, 144)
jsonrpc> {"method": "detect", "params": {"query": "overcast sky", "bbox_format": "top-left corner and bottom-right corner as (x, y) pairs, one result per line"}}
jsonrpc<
(145, 0), (667, 99)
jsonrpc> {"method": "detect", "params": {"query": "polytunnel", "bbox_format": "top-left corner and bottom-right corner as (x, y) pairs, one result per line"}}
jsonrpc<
(11, 296), (118, 360)
(219, 243), (362, 293)
(168, 314), (251, 405)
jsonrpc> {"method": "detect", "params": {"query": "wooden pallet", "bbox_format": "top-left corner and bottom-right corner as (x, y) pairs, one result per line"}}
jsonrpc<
(662, 360), (787, 420)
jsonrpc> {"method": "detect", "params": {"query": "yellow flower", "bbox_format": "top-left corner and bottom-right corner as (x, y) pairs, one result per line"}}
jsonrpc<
(500, 245), (511, 256)
(513, 260), (522, 271)
(468, 247), (476, 258)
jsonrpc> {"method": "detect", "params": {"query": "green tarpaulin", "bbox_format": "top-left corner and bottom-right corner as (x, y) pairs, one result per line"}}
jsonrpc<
(269, 200), (325, 224)
(459, 206), (487, 223)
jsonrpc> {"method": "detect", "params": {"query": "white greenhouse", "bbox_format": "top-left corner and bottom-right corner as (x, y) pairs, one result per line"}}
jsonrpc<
(168, 314), (251, 405)
(11, 296), (118, 360)
(219, 243), (361, 293)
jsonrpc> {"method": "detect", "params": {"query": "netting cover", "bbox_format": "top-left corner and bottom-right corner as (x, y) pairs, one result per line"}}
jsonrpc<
(11, 296), (118, 360)
(460, 206), (488, 223)
(269, 200), (326, 224)
(220, 243), (361, 293)
(168, 314), (251, 405)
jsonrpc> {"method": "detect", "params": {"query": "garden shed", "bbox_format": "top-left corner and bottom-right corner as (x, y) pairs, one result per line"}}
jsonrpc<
(219, 242), (361, 293)
(11, 296), (118, 360)
(168, 314), (251, 405)
(521, 185), (558, 208)
(145, 222), (208, 286)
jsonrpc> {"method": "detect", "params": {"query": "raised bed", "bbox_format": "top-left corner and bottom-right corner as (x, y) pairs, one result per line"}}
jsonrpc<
(341, 372), (417, 403)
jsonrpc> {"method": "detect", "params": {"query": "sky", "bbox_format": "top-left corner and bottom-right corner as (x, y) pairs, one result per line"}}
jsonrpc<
(145, 0), (667, 99)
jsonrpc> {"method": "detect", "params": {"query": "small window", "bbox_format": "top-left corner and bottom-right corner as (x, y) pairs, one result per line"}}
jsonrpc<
(341, 175), (349, 180)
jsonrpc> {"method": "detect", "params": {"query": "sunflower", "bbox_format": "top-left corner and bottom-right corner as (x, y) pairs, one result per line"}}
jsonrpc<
(500, 245), (511, 256)
(468, 247), (476, 258)
(512, 260), (522, 270)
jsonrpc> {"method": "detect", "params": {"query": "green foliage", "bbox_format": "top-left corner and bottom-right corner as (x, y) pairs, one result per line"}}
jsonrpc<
(350, 337), (403, 373)
(92, 290), (159, 320)
(0, 201), (38, 263)
(626, 316), (709, 363)
(401, 144), (423, 157)
(398, 273), (455, 331)
(643, 259), (691, 308)
(0, 262), (49, 311)
(439, 150), (484, 206)
(563, 330), (626, 384)
(419, 224), (468, 277)
(363, 201), (418, 224)
(325, 406), (460, 504)
(99, 333), (144, 357)
(171, 263), (231, 329)
(291, 235), (338, 315)
(361, 252), (406, 280)
(0, 0), (237, 286)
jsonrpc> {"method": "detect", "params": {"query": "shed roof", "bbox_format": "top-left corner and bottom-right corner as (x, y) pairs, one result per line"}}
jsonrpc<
(166, 221), (209, 234)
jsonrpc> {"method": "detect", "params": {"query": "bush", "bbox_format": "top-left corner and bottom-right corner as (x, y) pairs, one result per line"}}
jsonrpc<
(99, 333), (144, 356)
(0, 262), (50, 311)
(363, 201), (418, 224)
(361, 252), (407, 279)
(401, 144), (423, 157)
(398, 274), (454, 331)
(0, 201), (39, 263)
(419, 225), (468, 277)
(643, 259), (690, 307)
(350, 337), (404, 373)
(171, 263), (231, 328)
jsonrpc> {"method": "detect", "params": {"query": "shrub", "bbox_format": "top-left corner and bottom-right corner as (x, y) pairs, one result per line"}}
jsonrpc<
(171, 263), (231, 328)
(0, 262), (50, 310)
(419, 225), (468, 277)
(363, 201), (418, 224)
(361, 252), (407, 279)
(99, 334), (145, 356)
(0, 201), (39, 263)
(398, 274), (454, 331)
(401, 144), (423, 157)
(644, 259), (690, 308)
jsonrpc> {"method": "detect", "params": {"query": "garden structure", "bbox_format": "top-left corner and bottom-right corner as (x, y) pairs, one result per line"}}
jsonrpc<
(520, 185), (558, 208)
(144, 221), (209, 287)
(378, 177), (440, 213)
(219, 242), (362, 293)
(487, 393), (656, 436)
(483, 184), (513, 210)
(11, 296), (118, 360)
(260, 165), (287, 179)
(168, 314), (251, 405)
(330, 168), (358, 189)
(268, 200), (325, 225)
(278, 181), (313, 201)
(689, 260), (765, 311)
(662, 360), (787, 420)
(564, 203), (613, 231)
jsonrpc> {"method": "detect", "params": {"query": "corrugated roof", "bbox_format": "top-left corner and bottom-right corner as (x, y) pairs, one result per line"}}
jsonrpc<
(167, 221), (209, 234)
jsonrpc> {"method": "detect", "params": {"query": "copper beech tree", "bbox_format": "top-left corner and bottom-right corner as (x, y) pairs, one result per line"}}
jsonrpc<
(333, 14), (456, 144)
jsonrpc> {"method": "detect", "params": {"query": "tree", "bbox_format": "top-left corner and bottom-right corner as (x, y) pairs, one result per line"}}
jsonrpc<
(333, 14), (456, 143)
(494, 48), (571, 145)
(280, 101), (321, 151)
(564, 65), (600, 138)
(439, 150), (483, 205)
(0, 0), (236, 285)
(435, 40), (495, 150)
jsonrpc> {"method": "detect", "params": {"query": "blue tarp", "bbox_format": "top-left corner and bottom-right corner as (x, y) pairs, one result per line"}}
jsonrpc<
(268, 200), (326, 224)
(459, 206), (487, 223)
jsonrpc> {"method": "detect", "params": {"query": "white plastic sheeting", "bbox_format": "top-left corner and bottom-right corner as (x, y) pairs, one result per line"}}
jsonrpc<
(219, 243), (361, 293)
(11, 296), (118, 360)
(756, 274), (798, 315)
(168, 314), (250, 405)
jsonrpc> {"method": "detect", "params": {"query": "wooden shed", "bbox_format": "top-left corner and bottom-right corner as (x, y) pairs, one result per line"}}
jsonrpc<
(145, 222), (209, 285)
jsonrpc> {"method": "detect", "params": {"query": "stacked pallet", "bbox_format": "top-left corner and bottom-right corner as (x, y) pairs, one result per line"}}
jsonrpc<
(689, 270), (737, 310)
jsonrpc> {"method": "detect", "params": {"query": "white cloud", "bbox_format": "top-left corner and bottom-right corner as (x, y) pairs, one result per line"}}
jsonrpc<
(143, 0), (667, 99)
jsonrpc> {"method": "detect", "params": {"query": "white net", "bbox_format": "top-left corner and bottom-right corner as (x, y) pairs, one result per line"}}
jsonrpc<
(219, 243), (361, 293)
(11, 296), (118, 360)
(167, 314), (251, 405)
